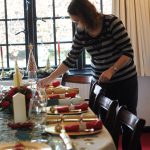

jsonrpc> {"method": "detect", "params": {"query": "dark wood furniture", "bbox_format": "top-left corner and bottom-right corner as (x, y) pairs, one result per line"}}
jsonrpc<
(98, 94), (118, 139)
(89, 81), (118, 138)
(113, 106), (146, 150)
(61, 72), (92, 86)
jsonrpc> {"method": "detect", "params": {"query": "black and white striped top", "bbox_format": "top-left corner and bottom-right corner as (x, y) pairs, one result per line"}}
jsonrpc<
(63, 14), (137, 82)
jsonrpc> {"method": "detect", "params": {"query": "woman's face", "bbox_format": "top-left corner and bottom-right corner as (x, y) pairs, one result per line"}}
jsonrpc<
(70, 15), (86, 30)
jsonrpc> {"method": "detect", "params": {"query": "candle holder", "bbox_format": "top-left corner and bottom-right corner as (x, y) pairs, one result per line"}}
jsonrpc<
(0, 46), (5, 78)
(45, 56), (51, 70)
(0, 67), (5, 79)
(58, 58), (61, 65)
(1, 59), (5, 78)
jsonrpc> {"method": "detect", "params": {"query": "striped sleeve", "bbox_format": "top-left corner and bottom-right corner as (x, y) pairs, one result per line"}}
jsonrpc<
(110, 16), (134, 59)
(63, 29), (84, 68)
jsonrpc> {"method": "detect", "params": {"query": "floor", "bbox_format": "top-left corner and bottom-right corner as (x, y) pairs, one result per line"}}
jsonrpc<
(118, 132), (150, 150)
(141, 133), (150, 150)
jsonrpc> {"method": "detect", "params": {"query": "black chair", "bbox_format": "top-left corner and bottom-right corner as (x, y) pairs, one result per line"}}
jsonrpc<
(89, 81), (118, 138)
(89, 81), (103, 115)
(61, 72), (92, 86)
(98, 94), (118, 138)
(113, 106), (146, 150)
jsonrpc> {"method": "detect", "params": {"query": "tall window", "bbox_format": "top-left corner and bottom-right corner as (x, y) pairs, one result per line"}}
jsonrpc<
(0, 0), (112, 71)
(0, 0), (26, 69)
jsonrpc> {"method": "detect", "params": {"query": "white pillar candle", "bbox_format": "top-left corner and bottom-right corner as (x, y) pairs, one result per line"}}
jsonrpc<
(13, 93), (27, 123)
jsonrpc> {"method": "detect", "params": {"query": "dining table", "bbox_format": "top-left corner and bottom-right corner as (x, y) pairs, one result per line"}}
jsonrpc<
(0, 80), (116, 150)
(0, 109), (116, 150)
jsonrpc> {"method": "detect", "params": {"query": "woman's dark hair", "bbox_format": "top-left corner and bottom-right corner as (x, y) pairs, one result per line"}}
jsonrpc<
(67, 0), (99, 30)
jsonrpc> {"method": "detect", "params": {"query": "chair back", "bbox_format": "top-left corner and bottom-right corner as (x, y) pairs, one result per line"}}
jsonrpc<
(89, 81), (103, 115)
(98, 95), (118, 137)
(61, 72), (92, 86)
(89, 81), (118, 137)
(113, 106), (145, 150)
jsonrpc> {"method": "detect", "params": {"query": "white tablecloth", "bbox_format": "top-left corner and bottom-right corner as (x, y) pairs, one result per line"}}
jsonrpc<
(55, 110), (116, 150)
(68, 110), (116, 150)
(0, 80), (116, 150)
(72, 125), (116, 150)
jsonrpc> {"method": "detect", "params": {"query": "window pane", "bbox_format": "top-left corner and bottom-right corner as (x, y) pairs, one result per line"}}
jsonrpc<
(0, 22), (6, 44)
(8, 20), (25, 44)
(56, 19), (72, 42)
(9, 45), (26, 68)
(58, 43), (72, 63)
(55, 0), (70, 17)
(36, 0), (53, 17)
(37, 19), (54, 43)
(37, 44), (55, 67)
(7, 0), (24, 18)
(0, 0), (5, 18)
(89, 0), (101, 11)
(103, 0), (112, 14)
(37, 39), (72, 67)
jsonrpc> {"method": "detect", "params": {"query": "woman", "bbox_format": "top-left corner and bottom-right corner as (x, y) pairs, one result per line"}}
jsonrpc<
(37, 0), (138, 115)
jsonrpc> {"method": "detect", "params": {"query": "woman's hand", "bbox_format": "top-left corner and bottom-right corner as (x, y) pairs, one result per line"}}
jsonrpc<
(37, 76), (51, 88)
(99, 68), (114, 83)
(37, 63), (69, 88)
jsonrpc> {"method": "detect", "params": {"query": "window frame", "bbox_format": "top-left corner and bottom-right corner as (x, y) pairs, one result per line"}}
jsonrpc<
(0, 0), (107, 73)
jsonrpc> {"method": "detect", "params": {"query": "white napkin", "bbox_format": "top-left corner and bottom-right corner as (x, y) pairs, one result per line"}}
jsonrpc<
(59, 95), (84, 105)
(60, 130), (73, 150)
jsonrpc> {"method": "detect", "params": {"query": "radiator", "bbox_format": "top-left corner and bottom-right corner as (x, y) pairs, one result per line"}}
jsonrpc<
(65, 83), (91, 100)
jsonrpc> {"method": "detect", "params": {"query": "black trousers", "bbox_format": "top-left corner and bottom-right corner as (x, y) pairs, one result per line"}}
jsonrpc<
(91, 75), (138, 115)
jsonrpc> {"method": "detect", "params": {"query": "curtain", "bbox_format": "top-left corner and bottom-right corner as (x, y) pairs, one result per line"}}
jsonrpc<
(112, 0), (150, 76)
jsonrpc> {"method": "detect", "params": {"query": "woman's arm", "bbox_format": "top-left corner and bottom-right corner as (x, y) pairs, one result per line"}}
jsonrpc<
(37, 63), (69, 87)
(38, 30), (84, 87)
(99, 55), (131, 82)
(49, 63), (69, 81)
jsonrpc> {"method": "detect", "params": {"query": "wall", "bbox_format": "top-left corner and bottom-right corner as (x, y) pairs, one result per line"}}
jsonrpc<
(137, 77), (150, 126)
